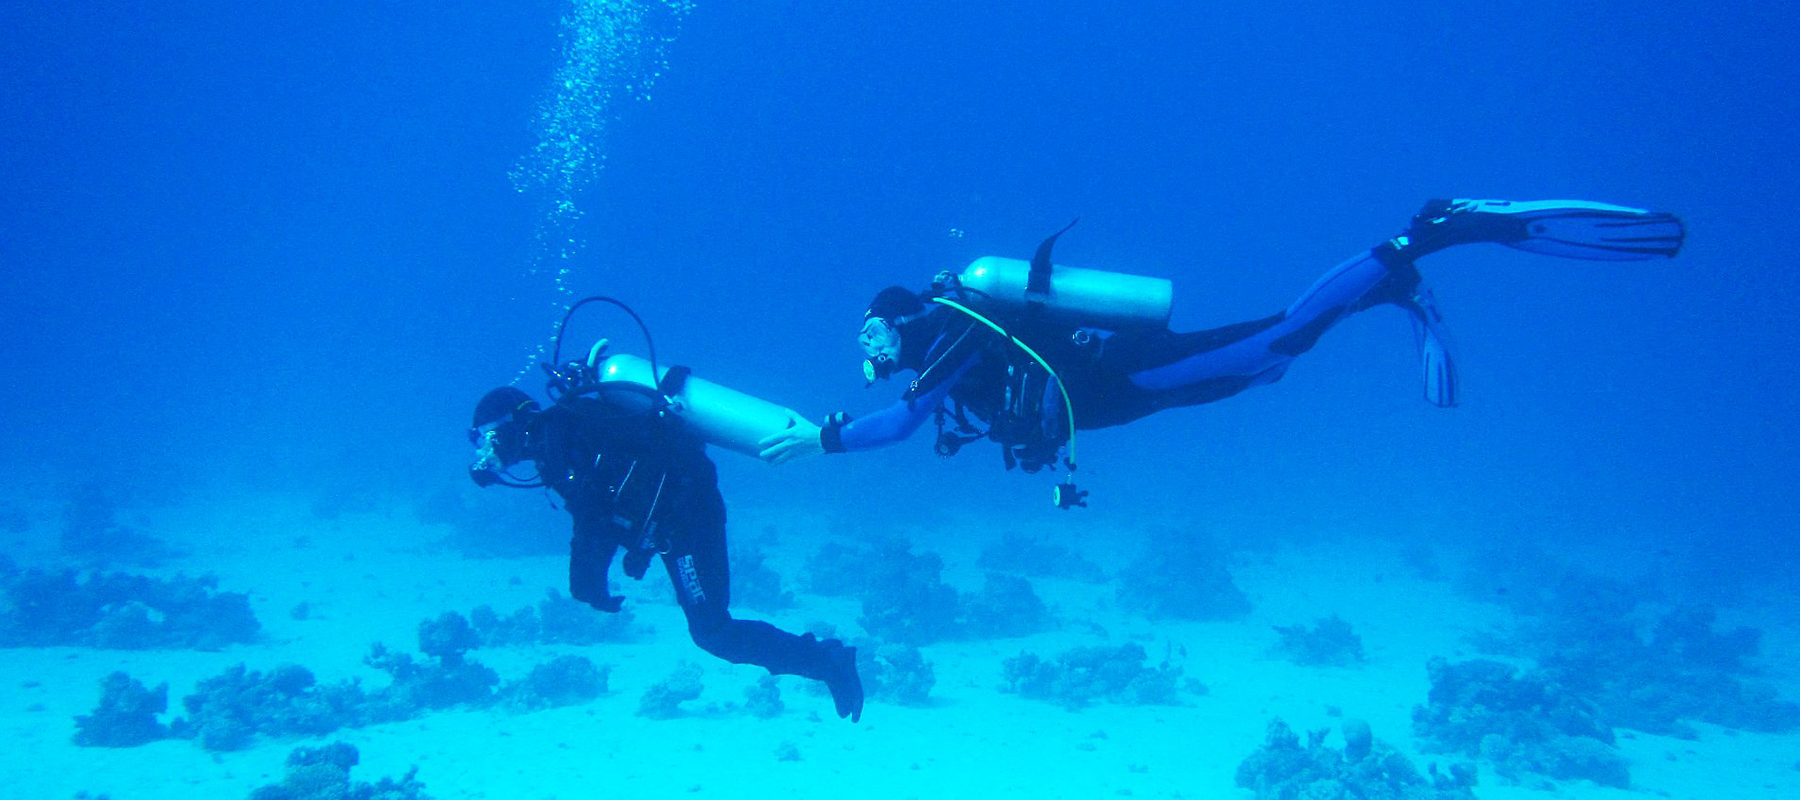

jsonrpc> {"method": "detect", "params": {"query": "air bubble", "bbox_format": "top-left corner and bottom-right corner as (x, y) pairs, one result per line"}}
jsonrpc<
(510, 0), (694, 379)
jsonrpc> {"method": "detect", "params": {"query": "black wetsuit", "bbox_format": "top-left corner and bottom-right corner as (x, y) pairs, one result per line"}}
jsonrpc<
(830, 250), (1420, 463)
(528, 396), (837, 680)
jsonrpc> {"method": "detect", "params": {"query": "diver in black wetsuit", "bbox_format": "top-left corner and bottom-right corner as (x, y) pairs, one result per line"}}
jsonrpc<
(757, 199), (1685, 503)
(468, 385), (865, 721)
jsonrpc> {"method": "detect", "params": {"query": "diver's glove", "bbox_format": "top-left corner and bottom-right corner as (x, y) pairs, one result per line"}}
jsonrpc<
(622, 547), (656, 580)
(571, 583), (625, 613)
(569, 535), (624, 612)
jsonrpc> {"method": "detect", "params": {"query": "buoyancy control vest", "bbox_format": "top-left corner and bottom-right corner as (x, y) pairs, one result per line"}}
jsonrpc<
(529, 391), (689, 574)
(532, 294), (798, 563)
(917, 306), (1091, 474)
(915, 220), (1171, 491)
(551, 348), (796, 571)
(914, 221), (1166, 504)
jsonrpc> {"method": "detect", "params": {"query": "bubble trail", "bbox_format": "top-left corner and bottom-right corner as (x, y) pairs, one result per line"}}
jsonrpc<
(511, 0), (694, 379)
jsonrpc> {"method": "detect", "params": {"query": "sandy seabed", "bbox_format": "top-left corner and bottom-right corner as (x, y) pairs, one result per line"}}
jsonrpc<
(3, 494), (1796, 800)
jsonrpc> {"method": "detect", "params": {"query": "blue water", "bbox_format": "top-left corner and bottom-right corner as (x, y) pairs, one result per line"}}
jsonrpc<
(4, 2), (1797, 796)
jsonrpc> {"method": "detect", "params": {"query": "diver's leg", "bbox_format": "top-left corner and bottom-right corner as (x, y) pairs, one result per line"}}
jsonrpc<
(662, 488), (809, 674)
(1120, 199), (1682, 414)
(664, 485), (864, 720)
(1123, 249), (1399, 405)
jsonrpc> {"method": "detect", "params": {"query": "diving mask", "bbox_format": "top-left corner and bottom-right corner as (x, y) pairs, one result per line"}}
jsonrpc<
(470, 427), (506, 472)
(859, 316), (902, 383)
(467, 418), (530, 487)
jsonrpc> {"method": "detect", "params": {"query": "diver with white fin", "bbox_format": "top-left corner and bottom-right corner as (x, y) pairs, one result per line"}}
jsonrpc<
(468, 298), (864, 722)
(757, 199), (1685, 507)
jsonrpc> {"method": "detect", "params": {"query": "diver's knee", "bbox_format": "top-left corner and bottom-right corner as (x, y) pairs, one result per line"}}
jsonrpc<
(685, 614), (732, 655)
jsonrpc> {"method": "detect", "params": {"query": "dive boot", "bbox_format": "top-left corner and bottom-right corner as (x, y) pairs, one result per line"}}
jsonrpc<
(822, 640), (864, 722)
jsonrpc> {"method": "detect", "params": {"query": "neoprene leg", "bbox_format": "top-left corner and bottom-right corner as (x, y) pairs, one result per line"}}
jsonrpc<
(1126, 250), (1395, 399)
(663, 498), (837, 681)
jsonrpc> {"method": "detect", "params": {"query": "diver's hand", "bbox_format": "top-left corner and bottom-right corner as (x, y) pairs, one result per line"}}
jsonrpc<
(573, 590), (625, 613)
(759, 415), (824, 465)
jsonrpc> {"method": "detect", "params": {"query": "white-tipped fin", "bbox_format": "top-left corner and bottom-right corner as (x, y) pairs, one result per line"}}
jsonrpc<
(1406, 287), (1459, 408)
(1452, 199), (1685, 261)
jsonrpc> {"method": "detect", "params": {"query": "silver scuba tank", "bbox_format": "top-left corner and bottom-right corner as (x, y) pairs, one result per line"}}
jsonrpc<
(956, 256), (1172, 330)
(594, 352), (798, 458)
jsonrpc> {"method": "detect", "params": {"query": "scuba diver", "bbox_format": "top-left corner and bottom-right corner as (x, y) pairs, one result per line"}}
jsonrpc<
(757, 199), (1686, 507)
(468, 299), (864, 721)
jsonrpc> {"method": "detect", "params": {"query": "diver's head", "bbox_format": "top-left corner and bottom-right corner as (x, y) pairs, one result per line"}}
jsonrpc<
(468, 387), (540, 487)
(860, 286), (927, 383)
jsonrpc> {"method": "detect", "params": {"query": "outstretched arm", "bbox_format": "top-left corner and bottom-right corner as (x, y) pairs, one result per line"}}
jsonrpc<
(568, 511), (624, 612)
(830, 386), (944, 451)
(758, 351), (976, 463)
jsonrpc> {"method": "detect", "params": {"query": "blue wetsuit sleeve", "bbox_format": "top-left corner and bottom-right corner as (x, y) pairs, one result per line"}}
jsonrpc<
(835, 353), (976, 451)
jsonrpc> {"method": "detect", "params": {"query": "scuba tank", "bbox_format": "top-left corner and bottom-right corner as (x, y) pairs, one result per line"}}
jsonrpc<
(594, 353), (799, 458)
(955, 256), (1172, 331)
(538, 296), (802, 460)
